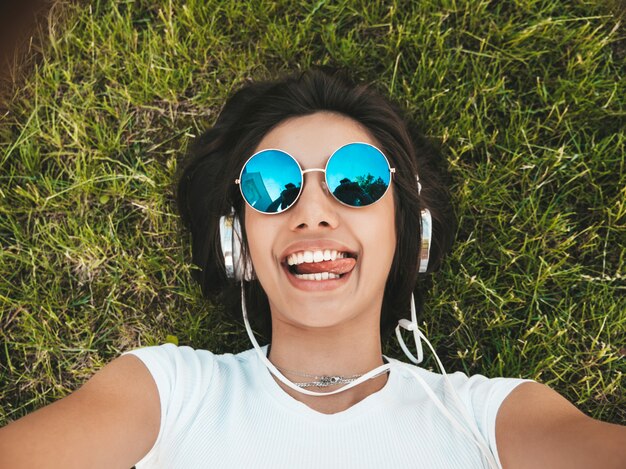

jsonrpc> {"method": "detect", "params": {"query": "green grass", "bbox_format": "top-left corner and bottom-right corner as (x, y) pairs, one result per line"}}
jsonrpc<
(1, 0), (624, 426)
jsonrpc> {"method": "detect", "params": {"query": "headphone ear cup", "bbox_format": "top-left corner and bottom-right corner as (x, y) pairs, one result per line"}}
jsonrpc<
(219, 213), (236, 279)
(418, 208), (432, 273)
(219, 211), (255, 281)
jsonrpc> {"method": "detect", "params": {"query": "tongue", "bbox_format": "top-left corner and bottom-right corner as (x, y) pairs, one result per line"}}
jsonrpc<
(294, 258), (356, 275)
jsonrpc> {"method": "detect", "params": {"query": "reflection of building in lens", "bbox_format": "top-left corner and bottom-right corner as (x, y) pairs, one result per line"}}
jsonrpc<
(266, 182), (300, 212)
(240, 171), (273, 211)
(333, 178), (374, 206)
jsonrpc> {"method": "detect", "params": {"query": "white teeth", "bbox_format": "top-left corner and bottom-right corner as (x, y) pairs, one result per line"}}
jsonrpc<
(294, 272), (341, 280)
(286, 249), (350, 266)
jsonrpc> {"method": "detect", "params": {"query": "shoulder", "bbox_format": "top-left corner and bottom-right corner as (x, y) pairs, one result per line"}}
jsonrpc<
(390, 359), (533, 467)
(119, 344), (258, 465)
(390, 359), (530, 410)
(390, 360), (532, 430)
(121, 344), (262, 415)
(122, 343), (258, 384)
(123, 343), (216, 383)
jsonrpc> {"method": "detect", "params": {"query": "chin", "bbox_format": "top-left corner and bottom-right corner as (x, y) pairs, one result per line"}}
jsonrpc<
(274, 302), (367, 332)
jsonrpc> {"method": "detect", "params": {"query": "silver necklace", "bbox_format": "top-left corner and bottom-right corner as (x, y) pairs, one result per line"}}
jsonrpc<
(274, 365), (363, 388)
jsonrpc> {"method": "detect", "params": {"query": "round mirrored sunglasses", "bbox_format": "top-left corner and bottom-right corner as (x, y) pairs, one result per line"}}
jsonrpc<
(235, 142), (395, 214)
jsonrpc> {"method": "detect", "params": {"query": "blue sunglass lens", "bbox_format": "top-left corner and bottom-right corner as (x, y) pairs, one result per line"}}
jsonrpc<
(239, 150), (302, 213)
(326, 143), (391, 207)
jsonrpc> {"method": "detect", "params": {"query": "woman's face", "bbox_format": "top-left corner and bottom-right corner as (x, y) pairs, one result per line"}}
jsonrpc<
(244, 112), (397, 331)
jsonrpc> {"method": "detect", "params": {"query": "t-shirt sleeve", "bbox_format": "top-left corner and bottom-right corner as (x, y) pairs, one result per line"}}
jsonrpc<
(449, 371), (533, 469)
(121, 344), (216, 466)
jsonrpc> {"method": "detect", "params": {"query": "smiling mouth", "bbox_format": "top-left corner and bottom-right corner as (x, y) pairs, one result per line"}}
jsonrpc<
(284, 249), (357, 281)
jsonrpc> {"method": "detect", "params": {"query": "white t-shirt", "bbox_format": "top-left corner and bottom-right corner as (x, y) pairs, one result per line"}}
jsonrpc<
(124, 344), (530, 469)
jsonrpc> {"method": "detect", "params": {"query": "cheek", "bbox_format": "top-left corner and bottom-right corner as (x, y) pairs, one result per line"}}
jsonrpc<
(361, 198), (397, 270)
(381, 190), (398, 258)
(382, 212), (398, 268)
(244, 211), (266, 267)
(244, 210), (278, 275)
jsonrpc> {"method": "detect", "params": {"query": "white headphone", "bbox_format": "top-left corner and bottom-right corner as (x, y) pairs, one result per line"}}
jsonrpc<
(219, 176), (432, 281)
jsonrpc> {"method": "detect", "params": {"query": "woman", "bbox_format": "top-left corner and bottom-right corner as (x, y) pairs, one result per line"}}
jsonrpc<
(0, 69), (624, 468)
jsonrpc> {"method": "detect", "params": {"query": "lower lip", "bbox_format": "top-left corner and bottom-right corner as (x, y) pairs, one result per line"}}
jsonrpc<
(282, 264), (354, 292)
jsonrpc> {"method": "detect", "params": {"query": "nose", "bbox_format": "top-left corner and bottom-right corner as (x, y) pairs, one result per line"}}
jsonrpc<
(288, 171), (340, 231)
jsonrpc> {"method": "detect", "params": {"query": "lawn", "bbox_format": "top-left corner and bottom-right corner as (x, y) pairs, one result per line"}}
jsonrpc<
(1, 0), (624, 426)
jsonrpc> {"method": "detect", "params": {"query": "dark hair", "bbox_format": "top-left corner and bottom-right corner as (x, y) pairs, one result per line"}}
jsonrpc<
(177, 68), (455, 340)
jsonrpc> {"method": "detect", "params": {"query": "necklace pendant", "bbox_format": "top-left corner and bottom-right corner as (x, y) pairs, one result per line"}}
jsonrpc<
(316, 376), (342, 387)
(319, 376), (332, 386)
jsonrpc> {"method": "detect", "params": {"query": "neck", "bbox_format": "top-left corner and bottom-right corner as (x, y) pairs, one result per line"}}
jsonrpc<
(266, 314), (388, 414)
(266, 294), (386, 375)
(268, 324), (385, 377)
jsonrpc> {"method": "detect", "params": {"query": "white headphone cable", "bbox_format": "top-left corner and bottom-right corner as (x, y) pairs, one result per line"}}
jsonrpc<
(241, 286), (499, 469)
(394, 294), (499, 469)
